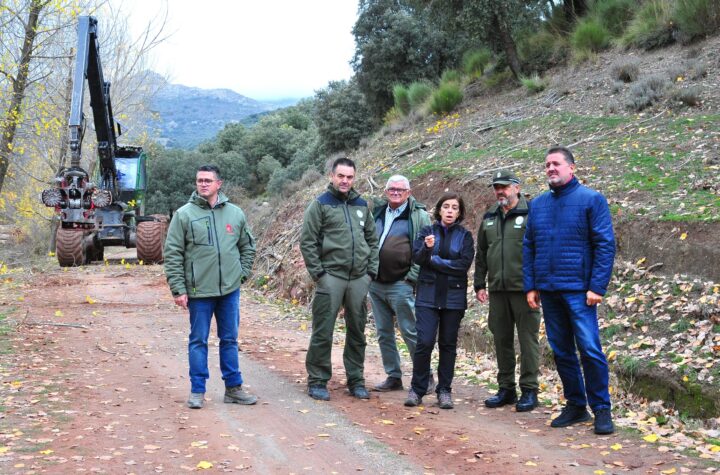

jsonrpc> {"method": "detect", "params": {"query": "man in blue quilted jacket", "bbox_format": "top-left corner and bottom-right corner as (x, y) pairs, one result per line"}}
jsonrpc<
(523, 146), (616, 435)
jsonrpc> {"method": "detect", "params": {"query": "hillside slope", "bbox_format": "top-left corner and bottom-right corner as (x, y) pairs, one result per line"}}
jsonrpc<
(256, 34), (719, 294)
(148, 81), (297, 149)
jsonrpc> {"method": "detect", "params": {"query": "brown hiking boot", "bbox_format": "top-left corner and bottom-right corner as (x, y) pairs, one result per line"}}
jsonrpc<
(224, 385), (258, 405)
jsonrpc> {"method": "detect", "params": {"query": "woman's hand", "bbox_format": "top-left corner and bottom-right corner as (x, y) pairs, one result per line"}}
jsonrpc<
(424, 234), (435, 248)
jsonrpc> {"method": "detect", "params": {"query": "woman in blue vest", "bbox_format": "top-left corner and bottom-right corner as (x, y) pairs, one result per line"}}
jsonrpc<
(405, 192), (474, 410)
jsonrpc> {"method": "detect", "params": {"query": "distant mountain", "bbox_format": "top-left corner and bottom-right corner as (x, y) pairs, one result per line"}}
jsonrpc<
(148, 81), (301, 149)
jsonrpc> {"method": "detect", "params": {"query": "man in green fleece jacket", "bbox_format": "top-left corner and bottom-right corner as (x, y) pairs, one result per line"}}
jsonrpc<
(369, 175), (432, 393)
(164, 165), (257, 409)
(474, 169), (541, 412)
(300, 157), (379, 401)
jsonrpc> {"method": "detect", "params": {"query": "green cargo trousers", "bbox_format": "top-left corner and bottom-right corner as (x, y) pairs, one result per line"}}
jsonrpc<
(306, 273), (370, 388)
(488, 291), (541, 391)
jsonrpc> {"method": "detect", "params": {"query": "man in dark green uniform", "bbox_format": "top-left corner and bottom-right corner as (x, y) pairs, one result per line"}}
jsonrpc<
(300, 157), (379, 401)
(474, 170), (541, 412)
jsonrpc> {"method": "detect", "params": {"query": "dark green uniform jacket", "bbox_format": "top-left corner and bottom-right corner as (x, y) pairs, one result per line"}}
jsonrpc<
(300, 184), (379, 281)
(164, 191), (256, 298)
(474, 195), (530, 292)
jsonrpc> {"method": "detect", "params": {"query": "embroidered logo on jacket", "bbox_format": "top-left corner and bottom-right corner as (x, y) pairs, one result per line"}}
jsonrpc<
(226, 224), (234, 234)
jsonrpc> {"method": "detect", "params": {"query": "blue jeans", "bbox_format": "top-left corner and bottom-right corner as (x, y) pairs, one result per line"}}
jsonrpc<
(187, 288), (243, 393)
(540, 291), (611, 411)
(369, 280), (417, 379)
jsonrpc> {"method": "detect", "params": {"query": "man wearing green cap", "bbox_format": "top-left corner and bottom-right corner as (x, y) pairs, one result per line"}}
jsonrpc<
(474, 169), (541, 412)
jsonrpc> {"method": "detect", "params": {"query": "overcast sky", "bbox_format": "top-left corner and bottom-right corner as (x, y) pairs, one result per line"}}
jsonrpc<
(109, 0), (358, 100)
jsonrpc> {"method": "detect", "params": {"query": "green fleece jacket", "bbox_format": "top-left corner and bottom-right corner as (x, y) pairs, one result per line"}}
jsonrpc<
(474, 195), (530, 292)
(164, 191), (255, 298)
(300, 184), (379, 281)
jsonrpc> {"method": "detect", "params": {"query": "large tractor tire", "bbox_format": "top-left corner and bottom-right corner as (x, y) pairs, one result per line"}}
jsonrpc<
(56, 228), (85, 267)
(136, 220), (166, 264)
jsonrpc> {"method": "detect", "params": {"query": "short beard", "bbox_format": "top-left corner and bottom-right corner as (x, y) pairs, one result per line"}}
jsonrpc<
(497, 197), (509, 207)
(547, 176), (563, 186)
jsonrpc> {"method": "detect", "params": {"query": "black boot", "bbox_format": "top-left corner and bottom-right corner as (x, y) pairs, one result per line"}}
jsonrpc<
(515, 389), (538, 412)
(373, 377), (403, 392)
(551, 404), (592, 427)
(484, 388), (517, 408)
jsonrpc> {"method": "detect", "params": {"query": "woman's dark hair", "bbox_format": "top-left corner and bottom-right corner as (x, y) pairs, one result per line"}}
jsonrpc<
(433, 192), (466, 223)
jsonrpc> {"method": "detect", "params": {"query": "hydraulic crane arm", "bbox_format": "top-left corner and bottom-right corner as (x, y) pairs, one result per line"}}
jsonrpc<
(68, 15), (120, 195)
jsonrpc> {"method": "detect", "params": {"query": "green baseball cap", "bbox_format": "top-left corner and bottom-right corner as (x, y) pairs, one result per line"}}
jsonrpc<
(490, 169), (520, 186)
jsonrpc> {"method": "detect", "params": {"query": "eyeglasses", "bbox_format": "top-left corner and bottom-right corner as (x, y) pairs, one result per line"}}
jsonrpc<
(386, 188), (409, 194)
(196, 179), (217, 184)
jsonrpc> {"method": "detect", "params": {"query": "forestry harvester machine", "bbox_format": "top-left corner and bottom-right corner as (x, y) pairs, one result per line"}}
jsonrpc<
(41, 16), (167, 266)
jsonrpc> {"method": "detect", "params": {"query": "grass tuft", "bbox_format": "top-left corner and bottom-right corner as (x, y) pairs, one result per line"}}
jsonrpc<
(429, 82), (463, 115)
(520, 74), (548, 94)
(462, 48), (492, 78)
(408, 81), (433, 110)
(393, 84), (411, 116)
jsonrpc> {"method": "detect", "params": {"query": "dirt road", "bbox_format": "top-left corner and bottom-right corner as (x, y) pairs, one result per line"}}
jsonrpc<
(0, 261), (700, 474)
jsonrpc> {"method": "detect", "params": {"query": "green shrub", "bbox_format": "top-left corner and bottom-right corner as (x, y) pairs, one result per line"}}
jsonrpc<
(610, 58), (640, 82)
(429, 82), (463, 114)
(392, 84), (411, 116)
(407, 81), (433, 109)
(622, 0), (675, 50)
(571, 18), (611, 53)
(520, 74), (548, 94)
(518, 30), (570, 74)
(592, 0), (635, 36)
(462, 48), (492, 77)
(673, 0), (720, 42)
(440, 69), (462, 85)
(257, 155), (282, 183)
(483, 69), (515, 90)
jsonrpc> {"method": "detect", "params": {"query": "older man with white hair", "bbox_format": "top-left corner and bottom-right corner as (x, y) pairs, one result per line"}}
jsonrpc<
(369, 175), (432, 392)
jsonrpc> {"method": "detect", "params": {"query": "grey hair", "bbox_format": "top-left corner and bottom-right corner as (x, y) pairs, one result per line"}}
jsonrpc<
(385, 175), (411, 190)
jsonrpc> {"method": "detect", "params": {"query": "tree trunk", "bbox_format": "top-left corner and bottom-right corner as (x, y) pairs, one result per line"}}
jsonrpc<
(0, 0), (45, 194)
(49, 49), (75, 254)
(492, 12), (522, 81)
(564, 0), (588, 24)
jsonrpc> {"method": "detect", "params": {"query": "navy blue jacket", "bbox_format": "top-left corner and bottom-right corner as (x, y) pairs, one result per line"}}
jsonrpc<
(413, 222), (474, 310)
(523, 177), (616, 295)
